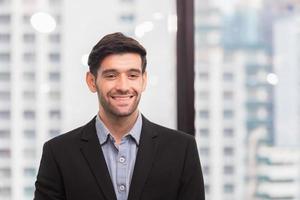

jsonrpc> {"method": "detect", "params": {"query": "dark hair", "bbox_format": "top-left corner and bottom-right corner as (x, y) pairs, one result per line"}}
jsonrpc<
(88, 32), (147, 77)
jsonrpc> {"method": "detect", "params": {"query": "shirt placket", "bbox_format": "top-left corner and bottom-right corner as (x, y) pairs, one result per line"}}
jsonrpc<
(116, 138), (129, 200)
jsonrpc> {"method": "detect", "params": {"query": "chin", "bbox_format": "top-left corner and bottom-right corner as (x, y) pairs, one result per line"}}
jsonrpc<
(111, 108), (138, 117)
(113, 112), (134, 117)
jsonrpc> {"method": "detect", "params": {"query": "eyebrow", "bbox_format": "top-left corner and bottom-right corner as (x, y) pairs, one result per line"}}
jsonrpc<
(101, 69), (118, 74)
(101, 68), (142, 74)
(127, 69), (142, 73)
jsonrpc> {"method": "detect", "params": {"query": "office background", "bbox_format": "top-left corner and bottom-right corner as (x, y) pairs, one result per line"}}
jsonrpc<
(0, 0), (299, 199)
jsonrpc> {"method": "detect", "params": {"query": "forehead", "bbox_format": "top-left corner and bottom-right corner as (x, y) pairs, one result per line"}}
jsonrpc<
(99, 53), (142, 72)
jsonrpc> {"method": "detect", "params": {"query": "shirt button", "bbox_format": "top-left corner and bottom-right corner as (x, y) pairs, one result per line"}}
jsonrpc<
(119, 156), (126, 163)
(119, 185), (126, 191)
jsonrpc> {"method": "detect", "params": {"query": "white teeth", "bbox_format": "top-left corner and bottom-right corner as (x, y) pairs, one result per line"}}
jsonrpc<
(112, 96), (131, 99)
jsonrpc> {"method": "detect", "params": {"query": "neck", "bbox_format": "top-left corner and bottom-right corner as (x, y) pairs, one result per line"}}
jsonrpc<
(98, 110), (139, 144)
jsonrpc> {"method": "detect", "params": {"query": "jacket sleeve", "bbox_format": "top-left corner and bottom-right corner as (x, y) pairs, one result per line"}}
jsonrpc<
(177, 137), (205, 200)
(34, 141), (66, 200)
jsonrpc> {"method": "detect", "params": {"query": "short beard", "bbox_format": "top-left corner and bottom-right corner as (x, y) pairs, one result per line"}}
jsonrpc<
(96, 86), (140, 118)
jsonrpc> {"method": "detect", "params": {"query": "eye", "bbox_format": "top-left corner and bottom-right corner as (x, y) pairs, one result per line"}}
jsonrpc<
(104, 73), (117, 79)
(128, 72), (140, 79)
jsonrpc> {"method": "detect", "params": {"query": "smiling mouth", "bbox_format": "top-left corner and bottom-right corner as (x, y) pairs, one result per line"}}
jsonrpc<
(111, 95), (134, 100)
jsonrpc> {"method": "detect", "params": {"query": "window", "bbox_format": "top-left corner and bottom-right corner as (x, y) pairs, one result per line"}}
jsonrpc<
(49, 90), (60, 100)
(119, 14), (135, 23)
(0, 0), (9, 4)
(49, 110), (61, 119)
(0, 53), (10, 62)
(24, 186), (34, 197)
(0, 72), (10, 81)
(22, 0), (36, 4)
(49, 33), (60, 43)
(24, 129), (35, 139)
(23, 90), (35, 100)
(23, 52), (36, 62)
(199, 110), (209, 119)
(224, 165), (234, 175)
(194, 0), (299, 199)
(0, 168), (11, 178)
(23, 14), (31, 24)
(224, 91), (233, 100)
(224, 184), (234, 193)
(49, 0), (61, 6)
(0, 129), (10, 139)
(0, 91), (10, 100)
(198, 91), (209, 100)
(54, 15), (62, 24)
(202, 165), (210, 174)
(23, 33), (35, 43)
(49, 53), (60, 62)
(199, 147), (210, 156)
(224, 128), (234, 137)
(199, 128), (209, 137)
(0, 14), (10, 24)
(0, 33), (10, 43)
(198, 72), (209, 80)
(0, 186), (11, 196)
(0, 110), (10, 119)
(204, 184), (210, 194)
(48, 71), (60, 81)
(0, 149), (10, 158)
(223, 72), (234, 81)
(224, 147), (234, 156)
(24, 167), (36, 177)
(23, 72), (35, 81)
(23, 148), (35, 158)
(223, 110), (234, 119)
(49, 129), (60, 137)
(120, 0), (135, 2)
(23, 110), (35, 120)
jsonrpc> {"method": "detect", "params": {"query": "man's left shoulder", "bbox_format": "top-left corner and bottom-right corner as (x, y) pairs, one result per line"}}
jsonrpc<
(144, 118), (195, 144)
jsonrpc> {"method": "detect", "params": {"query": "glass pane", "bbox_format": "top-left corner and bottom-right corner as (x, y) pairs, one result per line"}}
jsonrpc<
(195, 1), (300, 200)
(0, 0), (176, 199)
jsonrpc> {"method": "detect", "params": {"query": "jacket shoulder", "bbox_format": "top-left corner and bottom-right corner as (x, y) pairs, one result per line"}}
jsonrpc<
(45, 117), (96, 146)
(145, 118), (195, 142)
(45, 126), (83, 147)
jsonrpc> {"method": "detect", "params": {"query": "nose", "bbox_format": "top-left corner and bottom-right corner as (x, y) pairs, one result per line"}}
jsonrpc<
(115, 74), (130, 92)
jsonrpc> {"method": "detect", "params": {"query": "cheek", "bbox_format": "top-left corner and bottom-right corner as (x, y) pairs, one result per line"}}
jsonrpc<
(132, 82), (144, 93)
(96, 81), (113, 93)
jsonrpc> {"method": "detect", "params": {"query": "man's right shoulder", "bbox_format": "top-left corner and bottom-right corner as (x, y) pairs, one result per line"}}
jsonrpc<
(45, 126), (84, 146)
(46, 117), (96, 144)
(45, 117), (96, 147)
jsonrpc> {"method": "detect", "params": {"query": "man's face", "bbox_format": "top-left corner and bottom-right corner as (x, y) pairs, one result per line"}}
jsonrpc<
(87, 53), (147, 118)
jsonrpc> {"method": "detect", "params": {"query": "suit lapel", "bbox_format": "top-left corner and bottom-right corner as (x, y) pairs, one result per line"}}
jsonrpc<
(79, 117), (117, 200)
(128, 116), (159, 200)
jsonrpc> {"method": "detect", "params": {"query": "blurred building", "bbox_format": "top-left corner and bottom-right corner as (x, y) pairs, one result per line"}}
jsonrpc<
(243, 3), (300, 200)
(194, 2), (247, 200)
(256, 146), (300, 200)
(273, 15), (300, 147)
(0, 0), (177, 199)
(195, 1), (275, 200)
(0, 0), (63, 199)
(248, 14), (300, 200)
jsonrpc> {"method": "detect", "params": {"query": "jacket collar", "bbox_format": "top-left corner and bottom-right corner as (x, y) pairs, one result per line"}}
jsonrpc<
(80, 115), (159, 200)
(79, 116), (117, 200)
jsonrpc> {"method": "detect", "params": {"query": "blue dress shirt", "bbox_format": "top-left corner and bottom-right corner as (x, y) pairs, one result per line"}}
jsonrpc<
(95, 113), (142, 200)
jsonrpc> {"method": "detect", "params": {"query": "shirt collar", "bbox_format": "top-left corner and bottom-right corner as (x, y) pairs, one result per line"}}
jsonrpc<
(95, 113), (142, 146)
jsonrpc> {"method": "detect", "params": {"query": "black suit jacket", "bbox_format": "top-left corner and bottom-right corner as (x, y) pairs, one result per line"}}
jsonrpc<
(34, 116), (205, 200)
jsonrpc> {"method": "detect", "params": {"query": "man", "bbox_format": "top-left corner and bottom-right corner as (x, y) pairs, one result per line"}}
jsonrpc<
(34, 32), (205, 200)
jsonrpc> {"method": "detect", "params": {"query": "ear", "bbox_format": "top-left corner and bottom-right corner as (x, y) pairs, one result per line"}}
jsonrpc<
(86, 72), (97, 93)
(142, 71), (147, 92)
